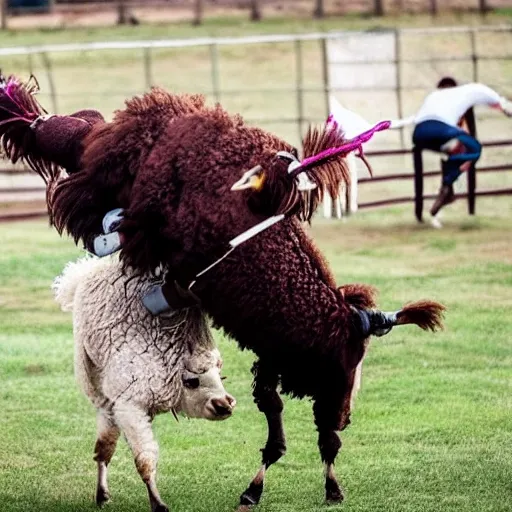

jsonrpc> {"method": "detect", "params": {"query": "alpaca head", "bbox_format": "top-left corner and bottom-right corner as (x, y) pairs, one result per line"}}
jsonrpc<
(178, 347), (236, 421)
(229, 117), (391, 223)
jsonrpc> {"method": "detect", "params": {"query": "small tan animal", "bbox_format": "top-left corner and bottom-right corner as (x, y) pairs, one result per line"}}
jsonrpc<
(53, 257), (235, 512)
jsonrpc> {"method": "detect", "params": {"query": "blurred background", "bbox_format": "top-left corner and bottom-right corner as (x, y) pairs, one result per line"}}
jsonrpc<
(1, 0), (511, 220)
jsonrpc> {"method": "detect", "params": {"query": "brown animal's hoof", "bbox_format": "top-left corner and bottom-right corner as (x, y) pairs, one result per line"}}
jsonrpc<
(95, 487), (111, 507)
(152, 504), (169, 512)
(325, 478), (344, 503)
(239, 480), (263, 506)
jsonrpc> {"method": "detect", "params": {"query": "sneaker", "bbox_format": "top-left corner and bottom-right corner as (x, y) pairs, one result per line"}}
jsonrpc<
(93, 232), (122, 257)
(430, 184), (454, 216)
(102, 208), (125, 234)
(430, 215), (443, 229)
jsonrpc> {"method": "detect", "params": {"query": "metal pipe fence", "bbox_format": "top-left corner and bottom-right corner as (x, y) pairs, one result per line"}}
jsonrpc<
(3, 139), (511, 223)
(0, 25), (511, 145)
(1, 25), (512, 221)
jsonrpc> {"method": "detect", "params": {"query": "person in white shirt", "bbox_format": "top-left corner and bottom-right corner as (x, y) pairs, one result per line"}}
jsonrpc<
(392, 77), (512, 227)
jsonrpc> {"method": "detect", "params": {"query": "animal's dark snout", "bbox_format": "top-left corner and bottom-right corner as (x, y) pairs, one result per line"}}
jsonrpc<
(211, 395), (235, 417)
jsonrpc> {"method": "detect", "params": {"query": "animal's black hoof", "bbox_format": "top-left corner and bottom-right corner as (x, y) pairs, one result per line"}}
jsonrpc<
(152, 503), (169, 512)
(325, 478), (344, 503)
(95, 487), (111, 507)
(239, 481), (263, 506)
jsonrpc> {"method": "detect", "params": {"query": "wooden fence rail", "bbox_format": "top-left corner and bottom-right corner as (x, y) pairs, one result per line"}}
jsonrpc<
(1, 139), (511, 223)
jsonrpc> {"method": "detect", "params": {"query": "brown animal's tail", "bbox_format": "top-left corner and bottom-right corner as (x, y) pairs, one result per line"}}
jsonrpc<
(0, 73), (57, 184)
(356, 300), (446, 338)
(395, 300), (446, 332)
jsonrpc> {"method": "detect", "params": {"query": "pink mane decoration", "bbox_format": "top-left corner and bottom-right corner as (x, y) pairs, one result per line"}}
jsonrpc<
(0, 75), (46, 127)
(293, 119), (391, 176)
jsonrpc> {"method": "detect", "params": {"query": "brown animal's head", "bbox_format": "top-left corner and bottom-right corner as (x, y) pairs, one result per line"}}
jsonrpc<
(0, 74), (104, 183)
(229, 123), (352, 222)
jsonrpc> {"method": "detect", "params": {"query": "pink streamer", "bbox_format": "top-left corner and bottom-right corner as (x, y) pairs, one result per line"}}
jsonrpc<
(2, 78), (34, 118)
(291, 120), (391, 176)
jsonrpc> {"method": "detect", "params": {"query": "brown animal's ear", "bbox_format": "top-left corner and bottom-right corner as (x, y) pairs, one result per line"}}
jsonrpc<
(69, 109), (105, 127)
(231, 165), (266, 191)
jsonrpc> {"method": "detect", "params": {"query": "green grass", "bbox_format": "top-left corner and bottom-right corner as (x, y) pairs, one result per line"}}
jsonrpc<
(1, 199), (511, 512)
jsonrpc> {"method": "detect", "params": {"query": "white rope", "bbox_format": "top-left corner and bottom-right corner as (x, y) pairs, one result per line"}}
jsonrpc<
(188, 214), (286, 291)
(229, 214), (285, 248)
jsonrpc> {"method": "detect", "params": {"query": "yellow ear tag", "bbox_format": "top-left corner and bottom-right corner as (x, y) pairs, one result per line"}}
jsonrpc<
(252, 172), (266, 191)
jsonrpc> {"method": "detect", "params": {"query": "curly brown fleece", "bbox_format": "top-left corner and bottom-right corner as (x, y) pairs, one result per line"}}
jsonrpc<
(109, 103), (368, 397)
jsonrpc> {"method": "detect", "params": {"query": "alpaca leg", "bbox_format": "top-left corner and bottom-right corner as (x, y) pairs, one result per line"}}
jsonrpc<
(238, 362), (285, 510)
(313, 391), (352, 503)
(113, 403), (168, 512)
(94, 409), (120, 507)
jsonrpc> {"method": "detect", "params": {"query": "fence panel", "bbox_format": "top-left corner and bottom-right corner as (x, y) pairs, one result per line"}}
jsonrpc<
(1, 25), (512, 219)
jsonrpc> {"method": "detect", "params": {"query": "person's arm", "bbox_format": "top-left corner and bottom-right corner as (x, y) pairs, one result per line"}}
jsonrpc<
(497, 96), (512, 117)
(468, 83), (512, 116)
(389, 116), (415, 129)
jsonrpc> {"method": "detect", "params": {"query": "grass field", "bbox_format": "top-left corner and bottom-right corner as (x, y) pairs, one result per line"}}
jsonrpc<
(1, 200), (511, 512)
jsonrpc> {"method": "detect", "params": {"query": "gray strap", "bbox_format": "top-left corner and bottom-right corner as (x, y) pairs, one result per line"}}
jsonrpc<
(142, 285), (171, 315)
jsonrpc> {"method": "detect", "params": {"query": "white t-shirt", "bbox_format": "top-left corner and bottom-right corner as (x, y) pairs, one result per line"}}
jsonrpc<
(391, 83), (504, 129)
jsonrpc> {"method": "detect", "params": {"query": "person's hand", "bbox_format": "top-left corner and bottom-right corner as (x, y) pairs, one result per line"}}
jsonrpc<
(499, 98), (512, 117)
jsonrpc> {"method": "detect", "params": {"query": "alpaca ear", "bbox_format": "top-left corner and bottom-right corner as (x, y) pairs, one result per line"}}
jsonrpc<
(231, 165), (265, 191)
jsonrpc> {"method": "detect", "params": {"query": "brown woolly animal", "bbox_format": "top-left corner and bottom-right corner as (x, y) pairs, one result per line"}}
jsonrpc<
(0, 76), (446, 509)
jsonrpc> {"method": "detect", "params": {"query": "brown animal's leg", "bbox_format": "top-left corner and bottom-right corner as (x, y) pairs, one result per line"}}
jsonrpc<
(94, 410), (120, 507)
(313, 397), (344, 503)
(313, 378), (354, 504)
(238, 360), (285, 510)
(113, 403), (168, 512)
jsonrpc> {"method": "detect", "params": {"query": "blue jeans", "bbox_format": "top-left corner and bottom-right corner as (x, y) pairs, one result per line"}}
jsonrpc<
(413, 120), (482, 186)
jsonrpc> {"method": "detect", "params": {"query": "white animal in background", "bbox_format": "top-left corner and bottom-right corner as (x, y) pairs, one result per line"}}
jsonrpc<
(53, 256), (235, 512)
(325, 96), (368, 216)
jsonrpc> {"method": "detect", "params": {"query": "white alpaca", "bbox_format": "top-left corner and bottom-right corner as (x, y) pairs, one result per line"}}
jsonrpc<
(53, 256), (235, 512)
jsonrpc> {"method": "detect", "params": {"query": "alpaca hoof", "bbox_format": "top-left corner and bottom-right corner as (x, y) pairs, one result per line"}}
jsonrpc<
(95, 487), (111, 507)
(142, 285), (171, 315)
(152, 505), (169, 512)
(239, 478), (264, 507)
(93, 232), (122, 257)
(325, 478), (344, 503)
(102, 208), (125, 234)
